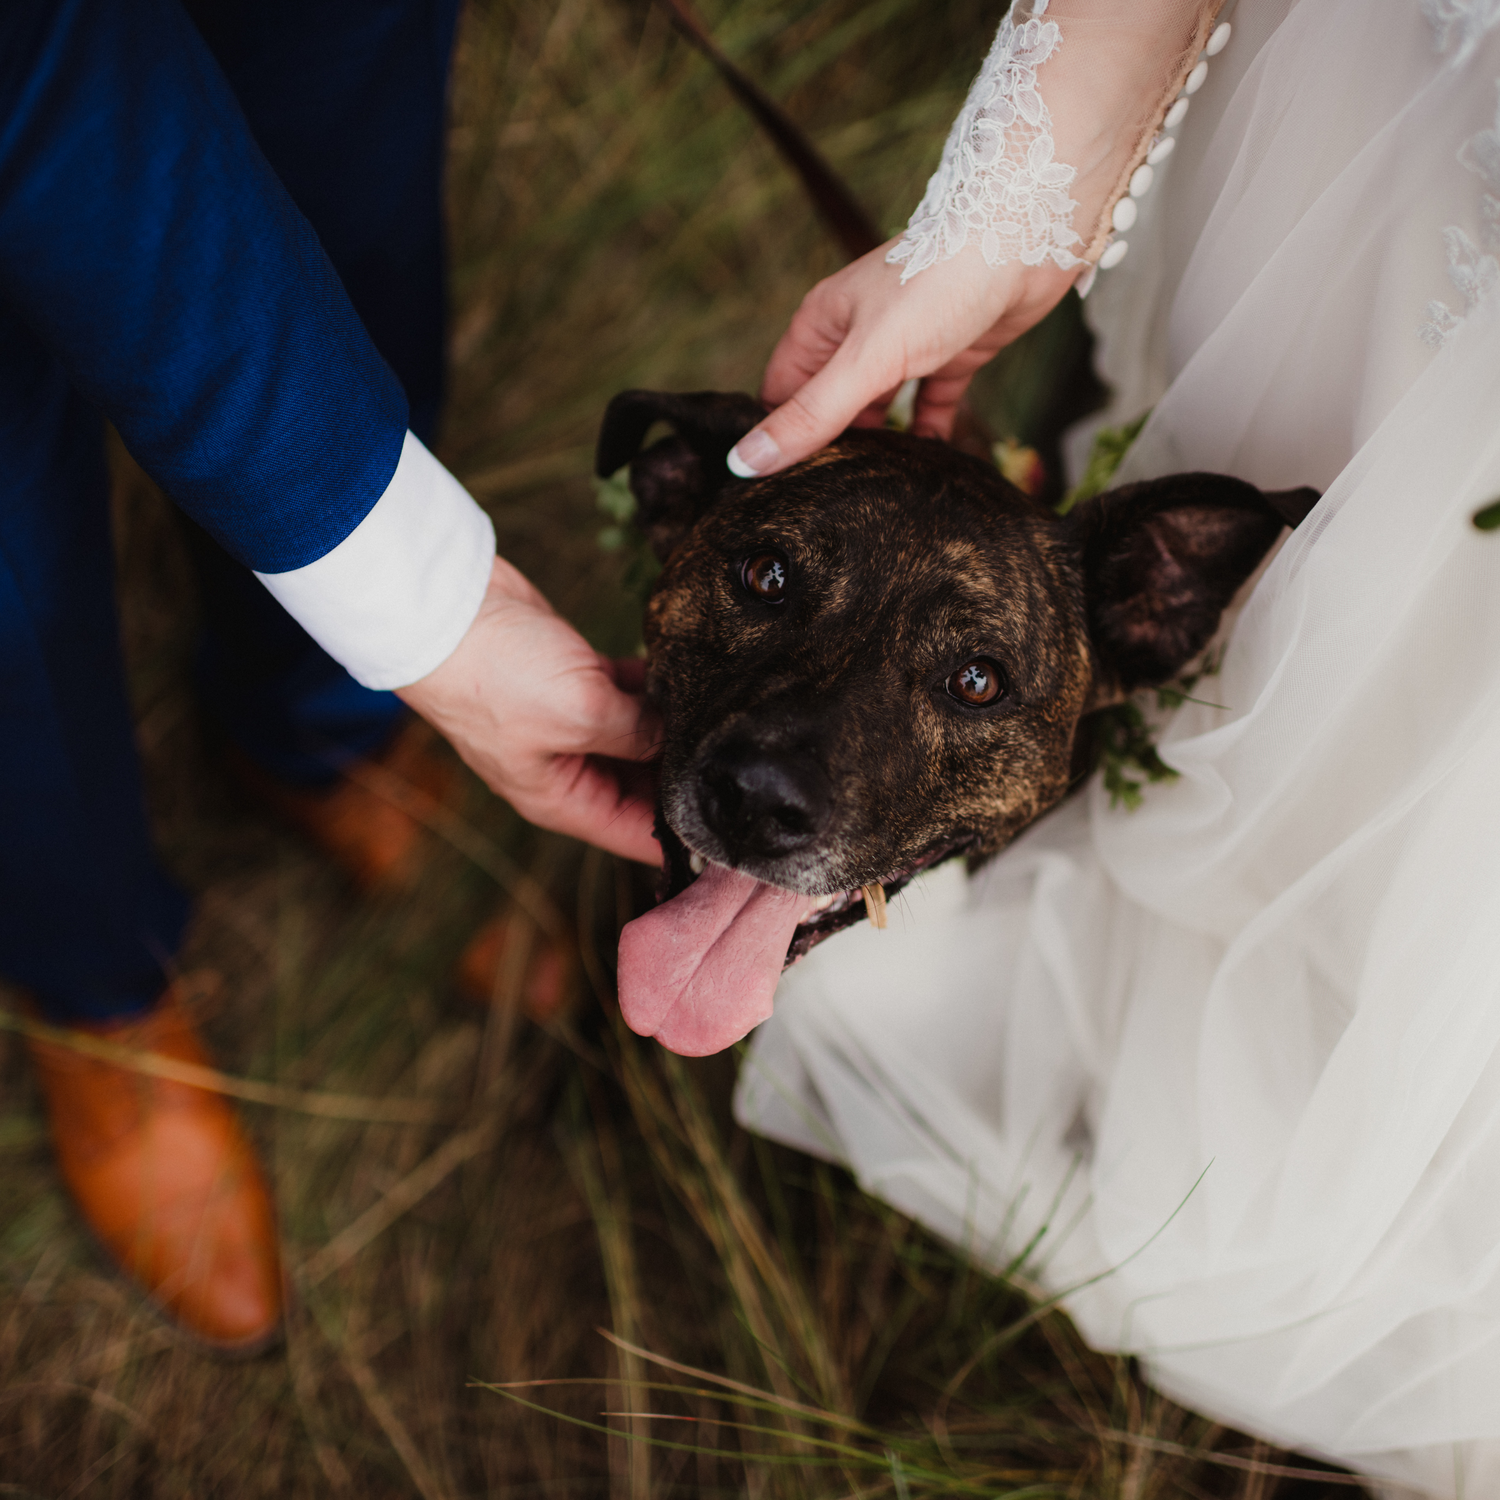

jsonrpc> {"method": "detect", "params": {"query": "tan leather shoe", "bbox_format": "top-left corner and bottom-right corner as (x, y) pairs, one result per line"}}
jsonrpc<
(456, 907), (576, 1023)
(24, 984), (283, 1352)
(230, 718), (457, 892)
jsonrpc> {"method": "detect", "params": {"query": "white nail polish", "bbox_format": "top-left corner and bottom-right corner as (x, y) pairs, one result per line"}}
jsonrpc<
(726, 429), (781, 478)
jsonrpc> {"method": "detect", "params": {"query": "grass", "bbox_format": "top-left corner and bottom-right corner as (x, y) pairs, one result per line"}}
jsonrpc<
(0, 1), (1367, 1495)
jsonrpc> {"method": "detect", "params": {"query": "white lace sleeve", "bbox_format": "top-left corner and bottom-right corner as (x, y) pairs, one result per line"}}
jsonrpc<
(888, 9), (1081, 279)
(889, 0), (1226, 285)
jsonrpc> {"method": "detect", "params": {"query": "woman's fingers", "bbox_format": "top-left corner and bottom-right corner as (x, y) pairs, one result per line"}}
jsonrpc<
(746, 248), (1084, 475)
(739, 244), (1004, 475)
(911, 367), (981, 440)
(760, 296), (848, 409)
(732, 339), (901, 476)
(741, 248), (916, 474)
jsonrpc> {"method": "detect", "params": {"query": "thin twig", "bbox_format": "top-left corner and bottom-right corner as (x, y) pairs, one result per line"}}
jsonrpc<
(299, 1117), (498, 1287)
(1100, 1430), (1368, 1486)
(0, 1008), (442, 1124)
(597, 1331), (845, 1430)
(570, 1125), (653, 1499)
(339, 1343), (451, 1500)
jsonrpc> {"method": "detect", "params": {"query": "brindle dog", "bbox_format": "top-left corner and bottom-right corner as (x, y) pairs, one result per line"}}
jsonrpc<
(597, 389), (1316, 963)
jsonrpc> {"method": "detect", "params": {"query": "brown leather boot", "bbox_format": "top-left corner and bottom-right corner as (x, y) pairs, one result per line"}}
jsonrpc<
(229, 718), (457, 892)
(24, 984), (283, 1353)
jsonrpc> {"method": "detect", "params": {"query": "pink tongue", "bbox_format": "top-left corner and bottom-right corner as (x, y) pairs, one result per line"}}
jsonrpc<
(617, 863), (807, 1056)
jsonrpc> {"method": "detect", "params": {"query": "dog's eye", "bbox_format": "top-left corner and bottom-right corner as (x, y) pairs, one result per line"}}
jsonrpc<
(741, 551), (788, 602)
(947, 657), (1006, 707)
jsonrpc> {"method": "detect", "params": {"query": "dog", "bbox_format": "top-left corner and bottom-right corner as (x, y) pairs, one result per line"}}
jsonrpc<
(596, 389), (1317, 1055)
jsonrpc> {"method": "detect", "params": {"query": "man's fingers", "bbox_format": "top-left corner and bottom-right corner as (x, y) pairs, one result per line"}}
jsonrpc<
(730, 344), (899, 477)
(531, 758), (661, 866)
(626, 699), (664, 763)
(606, 655), (648, 694)
(576, 671), (663, 764)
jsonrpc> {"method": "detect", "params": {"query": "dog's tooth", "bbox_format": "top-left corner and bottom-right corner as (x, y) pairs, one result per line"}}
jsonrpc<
(799, 893), (836, 924)
(689, 851), (705, 875)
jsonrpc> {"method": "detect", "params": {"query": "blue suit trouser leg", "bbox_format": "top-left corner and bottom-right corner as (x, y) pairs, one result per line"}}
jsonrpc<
(0, 0), (463, 1018)
(183, 0), (464, 787)
(0, 308), (190, 1024)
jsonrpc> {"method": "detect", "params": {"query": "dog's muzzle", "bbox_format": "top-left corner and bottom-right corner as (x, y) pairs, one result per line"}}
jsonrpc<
(695, 739), (832, 862)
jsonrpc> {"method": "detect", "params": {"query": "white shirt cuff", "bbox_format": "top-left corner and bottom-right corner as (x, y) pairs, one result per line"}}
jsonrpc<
(254, 430), (496, 691)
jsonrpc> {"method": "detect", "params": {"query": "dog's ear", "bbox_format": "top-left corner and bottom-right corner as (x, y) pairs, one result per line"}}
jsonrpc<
(1068, 474), (1317, 696)
(595, 390), (765, 561)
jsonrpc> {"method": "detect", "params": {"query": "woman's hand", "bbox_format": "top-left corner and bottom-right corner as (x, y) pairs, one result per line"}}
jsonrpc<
(397, 557), (661, 866)
(728, 238), (1078, 478)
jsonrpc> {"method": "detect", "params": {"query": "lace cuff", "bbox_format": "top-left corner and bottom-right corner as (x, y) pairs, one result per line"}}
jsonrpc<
(889, 0), (1227, 284)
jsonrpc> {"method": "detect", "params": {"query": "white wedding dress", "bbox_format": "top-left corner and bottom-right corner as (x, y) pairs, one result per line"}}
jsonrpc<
(734, 2), (1500, 1494)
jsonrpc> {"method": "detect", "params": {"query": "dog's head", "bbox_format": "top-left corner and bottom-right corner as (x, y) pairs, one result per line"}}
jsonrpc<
(599, 389), (1315, 1053)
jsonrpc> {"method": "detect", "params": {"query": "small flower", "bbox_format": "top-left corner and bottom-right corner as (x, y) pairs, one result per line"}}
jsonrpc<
(994, 437), (1047, 496)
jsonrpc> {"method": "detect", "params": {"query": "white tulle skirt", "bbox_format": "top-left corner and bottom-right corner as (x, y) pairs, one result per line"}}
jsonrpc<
(734, 3), (1500, 1494)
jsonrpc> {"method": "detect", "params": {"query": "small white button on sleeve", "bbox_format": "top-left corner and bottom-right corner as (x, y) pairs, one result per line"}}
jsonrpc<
(1205, 22), (1231, 56)
(1184, 60), (1209, 94)
(1099, 239), (1129, 269)
(1146, 135), (1175, 165)
(1165, 97), (1190, 128)
(255, 430), (498, 691)
(1111, 196), (1138, 232)
(1129, 164), (1155, 198)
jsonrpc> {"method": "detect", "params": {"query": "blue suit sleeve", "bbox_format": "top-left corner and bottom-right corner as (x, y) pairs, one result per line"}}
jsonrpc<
(0, 0), (409, 573)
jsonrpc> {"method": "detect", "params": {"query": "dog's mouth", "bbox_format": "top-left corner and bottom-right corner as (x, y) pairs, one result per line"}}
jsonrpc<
(784, 837), (974, 962)
(615, 834), (975, 1057)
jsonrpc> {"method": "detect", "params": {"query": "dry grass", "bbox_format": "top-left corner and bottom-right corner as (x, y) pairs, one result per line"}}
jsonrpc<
(0, 1), (1366, 1495)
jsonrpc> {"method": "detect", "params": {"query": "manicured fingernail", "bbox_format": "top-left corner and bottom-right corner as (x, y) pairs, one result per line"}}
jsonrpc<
(726, 429), (781, 478)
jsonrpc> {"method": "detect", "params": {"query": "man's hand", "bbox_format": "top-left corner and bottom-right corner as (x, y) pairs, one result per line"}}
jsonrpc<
(726, 238), (1078, 478)
(397, 557), (661, 866)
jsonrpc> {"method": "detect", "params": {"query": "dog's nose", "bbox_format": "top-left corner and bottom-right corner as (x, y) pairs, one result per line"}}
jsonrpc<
(698, 743), (830, 861)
